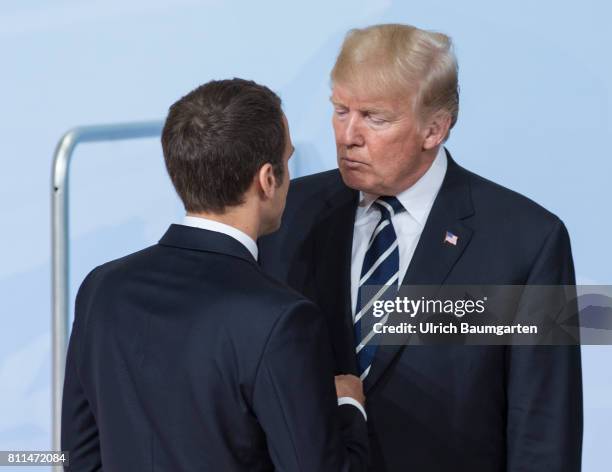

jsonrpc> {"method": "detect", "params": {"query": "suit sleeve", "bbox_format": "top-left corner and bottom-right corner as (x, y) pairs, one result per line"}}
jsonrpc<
(61, 269), (102, 471)
(506, 219), (583, 472)
(252, 300), (369, 472)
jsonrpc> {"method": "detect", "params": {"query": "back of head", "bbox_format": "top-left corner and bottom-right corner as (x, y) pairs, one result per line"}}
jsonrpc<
(331, 23), (459, 133)
(161, 78), (285, 213)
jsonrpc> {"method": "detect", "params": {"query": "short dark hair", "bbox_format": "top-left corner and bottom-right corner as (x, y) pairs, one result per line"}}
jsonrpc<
(161, 78), (286, 213)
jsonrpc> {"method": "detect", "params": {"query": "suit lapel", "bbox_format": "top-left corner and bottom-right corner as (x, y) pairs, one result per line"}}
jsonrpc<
(313, 184), (360, 375)
(364, 154), (475, 392)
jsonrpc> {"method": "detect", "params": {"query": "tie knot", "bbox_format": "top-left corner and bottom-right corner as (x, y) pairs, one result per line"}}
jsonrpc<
(374, 196), (404, 219)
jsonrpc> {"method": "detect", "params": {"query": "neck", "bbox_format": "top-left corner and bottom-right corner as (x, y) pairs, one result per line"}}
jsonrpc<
(395, 146), (440, 193)
(187, 206), (259, 241)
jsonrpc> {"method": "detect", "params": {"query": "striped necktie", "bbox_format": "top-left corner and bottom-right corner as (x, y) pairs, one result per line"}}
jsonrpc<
(354, 196), (405, 379)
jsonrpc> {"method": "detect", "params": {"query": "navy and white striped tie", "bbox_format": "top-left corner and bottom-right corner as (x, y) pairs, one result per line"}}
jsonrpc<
(354, 196), (405, 380)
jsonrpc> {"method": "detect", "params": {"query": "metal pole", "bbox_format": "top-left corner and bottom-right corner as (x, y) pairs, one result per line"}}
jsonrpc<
(51, 121), (163, 455)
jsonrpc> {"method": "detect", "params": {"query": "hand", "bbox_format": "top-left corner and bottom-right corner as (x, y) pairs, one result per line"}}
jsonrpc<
(334, 374), (365, 407)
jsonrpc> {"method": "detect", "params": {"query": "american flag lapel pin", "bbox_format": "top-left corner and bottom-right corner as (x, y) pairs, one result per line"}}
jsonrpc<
(444, 231), (458, 246)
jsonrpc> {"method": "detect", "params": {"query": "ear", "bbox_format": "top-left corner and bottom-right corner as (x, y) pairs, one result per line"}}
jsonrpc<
(256, 163), (277, 200)
(422, 111), (452, 150)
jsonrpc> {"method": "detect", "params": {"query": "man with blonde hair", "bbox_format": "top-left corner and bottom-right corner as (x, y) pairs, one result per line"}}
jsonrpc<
(261, 24), (582, 471)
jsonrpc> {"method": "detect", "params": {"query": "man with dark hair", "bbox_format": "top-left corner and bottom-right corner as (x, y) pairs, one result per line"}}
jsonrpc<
(161, 79), (287, 213)
(61, 78), (369, 471)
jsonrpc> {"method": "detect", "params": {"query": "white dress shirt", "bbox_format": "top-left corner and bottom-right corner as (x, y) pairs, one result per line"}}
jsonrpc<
(181, 215), (258, 261)
(180, 215), (367, 420)
(350, 146), (448, 318)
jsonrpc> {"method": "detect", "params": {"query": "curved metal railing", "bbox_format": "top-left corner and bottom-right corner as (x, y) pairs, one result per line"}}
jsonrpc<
(51, 121), (163, 454)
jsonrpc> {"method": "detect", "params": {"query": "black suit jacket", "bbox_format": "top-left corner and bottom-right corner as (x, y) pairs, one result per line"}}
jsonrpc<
(259, 152), (583, 471)
(61, 224), (369, 471)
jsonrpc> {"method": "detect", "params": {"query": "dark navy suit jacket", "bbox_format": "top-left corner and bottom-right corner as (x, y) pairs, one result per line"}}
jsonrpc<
(259, 152), (583, 471)
(61, 224), (369, 471)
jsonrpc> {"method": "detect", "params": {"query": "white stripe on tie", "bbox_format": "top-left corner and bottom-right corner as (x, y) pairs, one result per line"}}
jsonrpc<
(354, 272), (399, 323)
(359, 240), (399, 286)
(366, 220), (390, 251)
(376, 199), (396, 217)
(356, 313), (390, 354)
(360, 365), (371, 381)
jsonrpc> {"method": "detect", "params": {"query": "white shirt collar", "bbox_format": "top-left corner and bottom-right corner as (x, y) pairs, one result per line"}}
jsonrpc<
(180, 215), (258, 261)
(358, 146), (448, 226)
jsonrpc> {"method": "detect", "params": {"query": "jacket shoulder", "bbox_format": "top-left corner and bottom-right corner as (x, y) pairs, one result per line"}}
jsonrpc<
(288, 169), (343, 201)
(462, 165), (563, 230)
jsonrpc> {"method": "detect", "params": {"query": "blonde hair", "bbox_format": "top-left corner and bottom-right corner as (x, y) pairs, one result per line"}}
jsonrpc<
(331, 23), (459, 132)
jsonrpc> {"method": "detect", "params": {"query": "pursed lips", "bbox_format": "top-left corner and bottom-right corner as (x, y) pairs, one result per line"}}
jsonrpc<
(341, 156), (368, 166)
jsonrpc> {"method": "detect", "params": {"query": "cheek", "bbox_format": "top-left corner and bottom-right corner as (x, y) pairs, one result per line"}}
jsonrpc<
(332, 118), (344, 142)
(367, 137), (399, 170)
(281, 179), (290, 202)
(369, 132), (415, 168)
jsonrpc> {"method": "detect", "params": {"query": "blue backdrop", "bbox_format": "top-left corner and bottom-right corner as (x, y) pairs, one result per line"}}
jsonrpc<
(0, 1), (610, 469)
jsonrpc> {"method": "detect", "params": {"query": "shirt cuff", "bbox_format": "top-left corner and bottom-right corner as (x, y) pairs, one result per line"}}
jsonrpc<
(337, 396), (367, 421)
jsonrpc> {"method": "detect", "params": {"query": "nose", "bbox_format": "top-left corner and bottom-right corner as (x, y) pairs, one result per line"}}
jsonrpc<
(338, 113), (365, 148)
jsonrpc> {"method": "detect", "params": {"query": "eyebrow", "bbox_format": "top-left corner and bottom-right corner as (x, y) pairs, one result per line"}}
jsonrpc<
(330, 97), (392, 116)
(361, 107), (390, 116)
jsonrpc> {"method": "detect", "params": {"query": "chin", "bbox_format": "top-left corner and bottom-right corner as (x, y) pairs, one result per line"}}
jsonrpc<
(339, 166), (374, 193)
(270, 220), (282, 234)
(260, 218), (282, 237)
